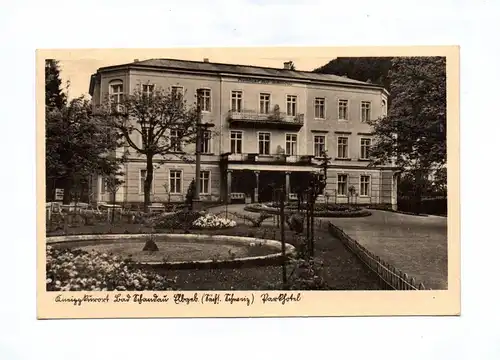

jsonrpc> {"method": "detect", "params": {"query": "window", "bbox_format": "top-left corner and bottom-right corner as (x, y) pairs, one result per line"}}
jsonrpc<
(315, 98), (325, 119)
(230, 131), (242, 154)
(258, 132), (271, 155)
(231, 90), (243, 112)
(171, 86), (183, 95)
(285, 134), (297, 155)
(337, 137), (349, 158)
(200, 171), (210, 194)
(361, 101), (371, 122)
(171, 86), (183, 101)
(170, 130), (182, 152)
(314, 135), (326, 157)
(142, 84), (154, 97)
(260, 93), (271, 114)
(360, 138), (371, 159)
(338, 99), (348, 120)
(169, 170), (182, 194)
(110, 82), (124, 104)
(360, 175), (370, 196)
(382, 99), (387, 116)
(337, 174), (348, 195)
(200, 130), (211, 154)
(139, 170), (153, 194)
(197, 89), (211, 112)
(100, 176), (107, 193)
(286, 95), (297, 116)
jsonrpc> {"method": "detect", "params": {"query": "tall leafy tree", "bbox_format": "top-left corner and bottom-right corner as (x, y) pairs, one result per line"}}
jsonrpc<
(46, 97), (124, 203)
(368, 57), (447, 212)
(45, 59), (67, 110)
(97, 87), (202, 210)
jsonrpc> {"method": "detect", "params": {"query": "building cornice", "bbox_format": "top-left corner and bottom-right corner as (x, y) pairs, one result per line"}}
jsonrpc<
(93, 63), (388, 94)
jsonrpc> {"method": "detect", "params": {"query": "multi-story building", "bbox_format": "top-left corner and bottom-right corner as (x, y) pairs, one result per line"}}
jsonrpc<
(89, 58), (397, 208)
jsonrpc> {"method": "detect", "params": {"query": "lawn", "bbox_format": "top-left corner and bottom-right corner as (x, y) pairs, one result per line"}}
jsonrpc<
(329, 210), (448, 289)
(46, 222), (384, 291)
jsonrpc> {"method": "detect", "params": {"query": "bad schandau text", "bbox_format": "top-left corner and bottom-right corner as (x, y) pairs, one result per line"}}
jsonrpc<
(53, 292), (302, 307)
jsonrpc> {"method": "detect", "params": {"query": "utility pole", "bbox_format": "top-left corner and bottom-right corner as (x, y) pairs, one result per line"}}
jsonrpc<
(279, 187), (287, 286)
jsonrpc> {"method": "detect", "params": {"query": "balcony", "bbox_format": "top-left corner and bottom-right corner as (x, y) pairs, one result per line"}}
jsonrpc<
(227, 108), (304, 130)
(221, 152), (314, 165)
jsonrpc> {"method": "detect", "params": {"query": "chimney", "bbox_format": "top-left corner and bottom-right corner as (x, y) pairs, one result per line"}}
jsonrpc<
(283, 61), (292, 70)
(203, 58), (209, 63)
(133, 59), (139, 62)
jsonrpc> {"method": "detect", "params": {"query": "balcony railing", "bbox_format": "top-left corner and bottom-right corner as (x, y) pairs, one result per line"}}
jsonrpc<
(223, 153), (314, 165)
(227, 108), (304, 129)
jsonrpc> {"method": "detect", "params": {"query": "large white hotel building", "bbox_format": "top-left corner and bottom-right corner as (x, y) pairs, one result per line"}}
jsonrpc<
(89, 58), (397, 208)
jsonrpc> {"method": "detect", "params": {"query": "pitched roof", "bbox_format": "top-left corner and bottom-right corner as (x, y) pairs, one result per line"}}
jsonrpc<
(96, 58), (384, 89)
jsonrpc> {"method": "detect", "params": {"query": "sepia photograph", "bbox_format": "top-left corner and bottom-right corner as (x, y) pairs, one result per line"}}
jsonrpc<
(38, 47), (459, 317)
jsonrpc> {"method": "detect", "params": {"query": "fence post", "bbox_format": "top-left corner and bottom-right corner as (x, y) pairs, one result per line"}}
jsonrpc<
(403, 273), (409, 290)
(410, 277), (417, 290)
(396, 270), (403, 290)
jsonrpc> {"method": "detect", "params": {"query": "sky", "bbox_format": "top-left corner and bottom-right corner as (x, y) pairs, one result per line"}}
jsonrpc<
(56, 48), (336, 99)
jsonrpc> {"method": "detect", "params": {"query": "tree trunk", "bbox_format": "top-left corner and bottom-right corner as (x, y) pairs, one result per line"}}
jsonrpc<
(143, 153), (154, 212)
(414, 169), (423, 215)
(62, 177), (73, 205)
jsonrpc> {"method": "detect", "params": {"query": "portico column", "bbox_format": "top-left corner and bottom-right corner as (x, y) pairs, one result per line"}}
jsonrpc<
(254, 171), (260, 203)
(226, 170), (232, 204)
(285, 172), (291, 200)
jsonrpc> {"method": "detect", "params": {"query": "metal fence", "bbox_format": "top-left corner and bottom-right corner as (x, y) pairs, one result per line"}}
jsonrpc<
(326, 222), (427, 290)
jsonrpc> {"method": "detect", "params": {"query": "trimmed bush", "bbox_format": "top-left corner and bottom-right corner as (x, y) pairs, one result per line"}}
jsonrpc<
(149, 210), (203, 229)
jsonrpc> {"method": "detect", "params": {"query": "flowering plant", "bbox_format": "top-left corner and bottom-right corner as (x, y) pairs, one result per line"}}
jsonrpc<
(46, 246), (176, 291)
(192, 213), (236, 229)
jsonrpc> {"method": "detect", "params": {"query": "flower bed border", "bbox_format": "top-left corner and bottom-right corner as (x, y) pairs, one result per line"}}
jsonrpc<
(244, 204), (372, 218)
(47, 233), (296, 270)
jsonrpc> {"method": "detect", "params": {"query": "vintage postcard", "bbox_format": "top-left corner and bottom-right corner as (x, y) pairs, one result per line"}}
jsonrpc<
(37, 46), (460, 319)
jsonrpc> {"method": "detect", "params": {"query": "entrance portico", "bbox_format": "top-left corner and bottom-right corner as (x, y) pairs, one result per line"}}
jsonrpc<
(224, 163), (317, 203)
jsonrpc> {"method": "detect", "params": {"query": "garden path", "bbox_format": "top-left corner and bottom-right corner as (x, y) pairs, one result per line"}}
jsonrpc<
(329, 211), (448, 290)
(209, 204), (448, 290)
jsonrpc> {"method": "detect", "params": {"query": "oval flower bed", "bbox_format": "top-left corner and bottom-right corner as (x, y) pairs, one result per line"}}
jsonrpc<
(192, 213), (237, 229)
(244, 203), (371, 218)
(46, 245), (176, 291)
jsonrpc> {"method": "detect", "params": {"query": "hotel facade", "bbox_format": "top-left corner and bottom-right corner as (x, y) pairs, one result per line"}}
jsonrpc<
(89, 58), (397, 208)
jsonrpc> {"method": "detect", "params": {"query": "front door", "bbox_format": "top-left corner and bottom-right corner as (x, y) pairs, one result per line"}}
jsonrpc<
(258, 171), (285, 203)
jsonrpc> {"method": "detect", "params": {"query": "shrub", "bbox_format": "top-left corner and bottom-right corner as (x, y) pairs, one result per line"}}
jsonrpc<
(286, 213), (304, 234)
(284, 258), (331, 290)
(46, 246), (176, 291)
(150, 210), (203, 229)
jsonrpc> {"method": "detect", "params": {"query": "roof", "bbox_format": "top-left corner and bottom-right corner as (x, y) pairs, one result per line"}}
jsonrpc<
(94, 58), (386, 90)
